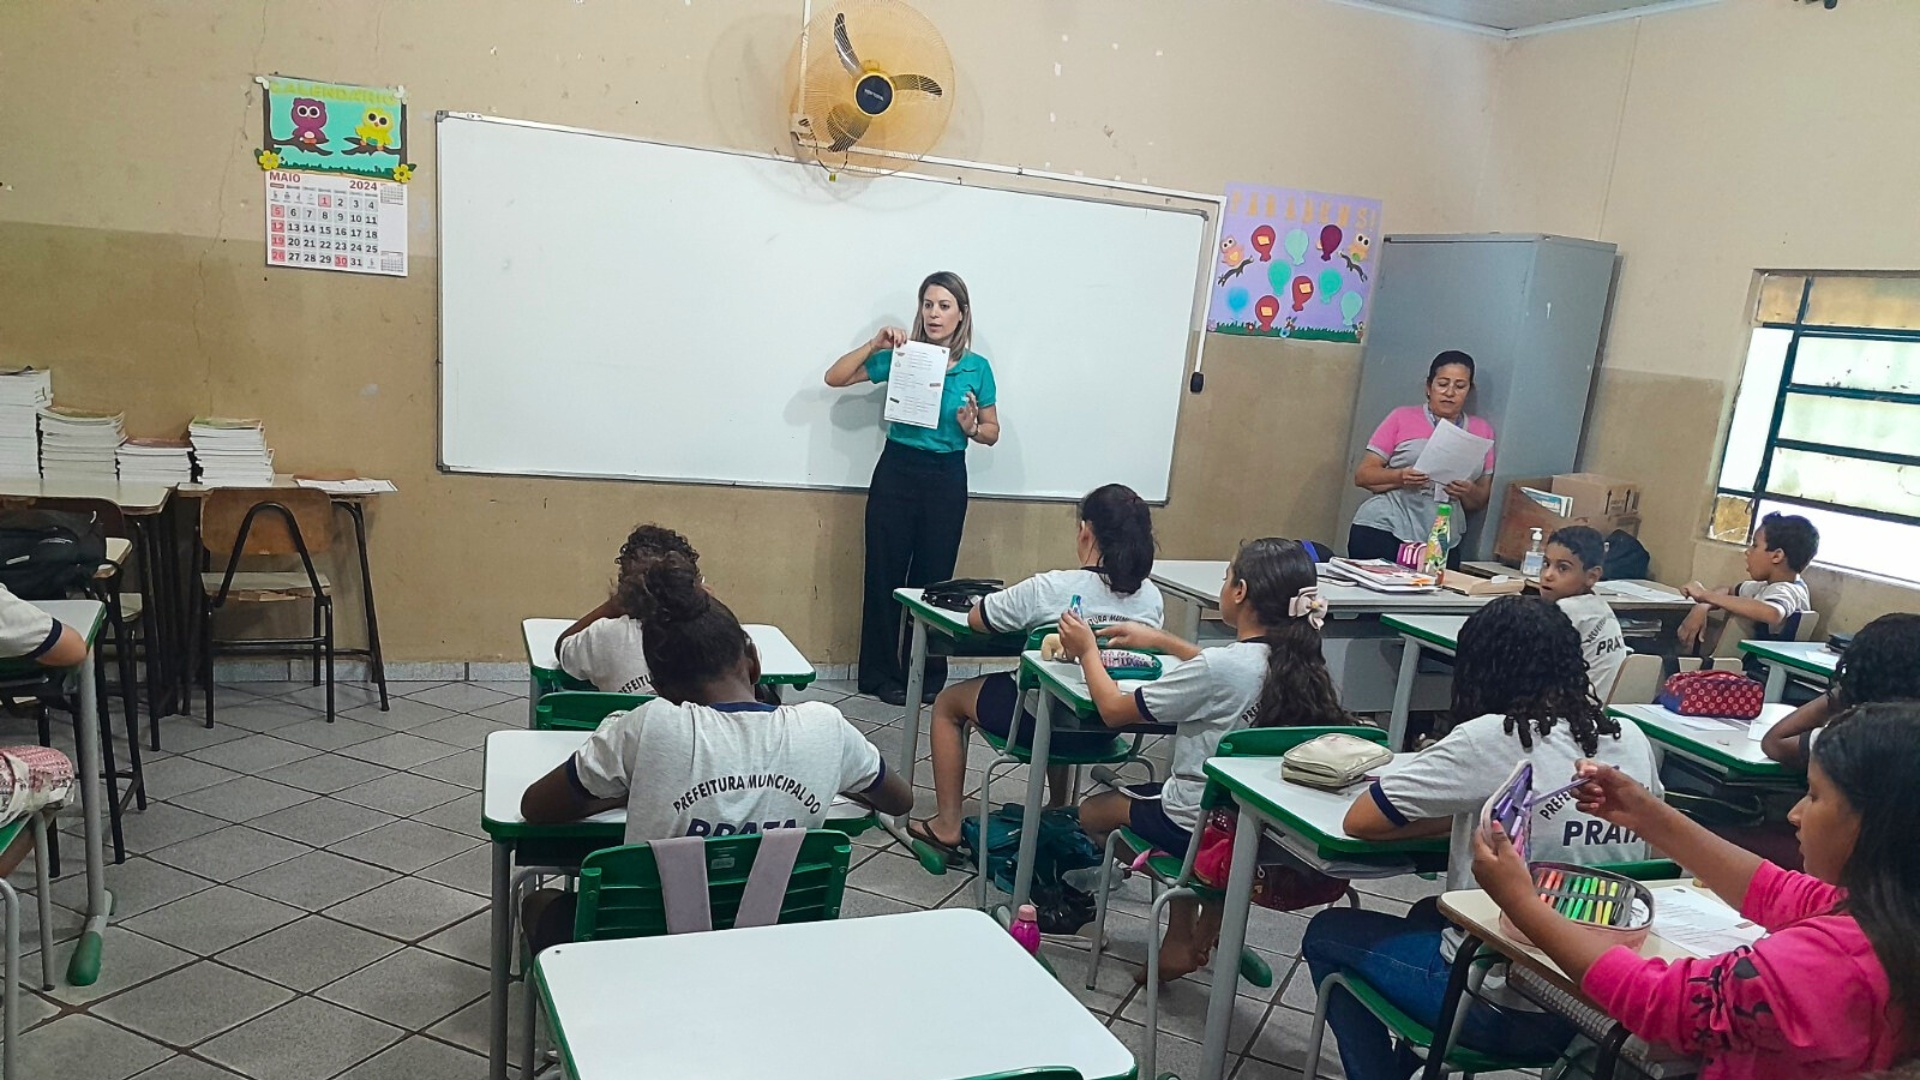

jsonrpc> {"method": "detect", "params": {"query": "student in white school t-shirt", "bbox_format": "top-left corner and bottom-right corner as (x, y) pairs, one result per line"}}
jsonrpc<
(0, 584), (88, 877)
(554, 523), (699, 696)
(1679, 511), (1820, 658)
(1535, 525), (1628, 703)
(520, 554), (912, 949)
(1302, 597), (1660, 1080)
(908, 485), (1162, 855)
(1058, 538), (1353, 982)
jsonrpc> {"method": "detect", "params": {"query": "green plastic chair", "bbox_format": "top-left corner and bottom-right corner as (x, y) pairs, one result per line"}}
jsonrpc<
(1107, 725), (1382, 1080)
(0, 808), (58, 1080)
(959, 1070), (1085, 1080)
(524, 830), (853, 1075)
(531, 690), (651, 731)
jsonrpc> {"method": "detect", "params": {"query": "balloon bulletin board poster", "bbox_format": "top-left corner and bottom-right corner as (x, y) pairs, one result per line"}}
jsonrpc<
(1206, 184), (1382, 344)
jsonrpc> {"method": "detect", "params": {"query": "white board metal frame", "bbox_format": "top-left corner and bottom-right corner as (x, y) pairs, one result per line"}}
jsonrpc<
(434, 112), (1223, 502)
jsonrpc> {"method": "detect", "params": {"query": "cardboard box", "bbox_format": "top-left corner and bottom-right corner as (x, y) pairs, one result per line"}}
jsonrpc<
(1493, 477), (1643, 564)
(1552, 473), (1641, 519)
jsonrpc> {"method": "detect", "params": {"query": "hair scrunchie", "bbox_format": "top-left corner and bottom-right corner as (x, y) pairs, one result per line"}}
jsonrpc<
(1288, 587), (1328, 631)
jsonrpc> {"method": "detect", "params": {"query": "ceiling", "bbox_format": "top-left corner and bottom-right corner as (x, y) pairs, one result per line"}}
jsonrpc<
(1342, 0), (1719, 34)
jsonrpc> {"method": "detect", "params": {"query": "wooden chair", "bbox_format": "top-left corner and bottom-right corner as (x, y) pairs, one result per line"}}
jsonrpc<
(198, 488), (337, 725)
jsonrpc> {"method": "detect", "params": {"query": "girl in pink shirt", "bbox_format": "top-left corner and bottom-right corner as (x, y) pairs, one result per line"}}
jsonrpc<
(1472, 702), (1918, 1079)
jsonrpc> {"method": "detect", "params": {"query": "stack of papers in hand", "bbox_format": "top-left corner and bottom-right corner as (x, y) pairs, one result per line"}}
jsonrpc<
(189, 416), (275, 486)
(116, 436), (196, 485)
(0, 368), (51, 477)
(38, 405), (125, 481)
(1324, 558), (1438, 593)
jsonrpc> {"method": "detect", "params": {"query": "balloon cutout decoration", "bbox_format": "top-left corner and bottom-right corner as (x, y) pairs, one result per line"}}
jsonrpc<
(1319, 224), (1343, 262)
(1284, 228), (1310, 267)
(1255, 294), (1281, 331)
(1317, 268), (1343, 304)
(1205, 183), (1384, 344)
(1250, 225), (1276, 263)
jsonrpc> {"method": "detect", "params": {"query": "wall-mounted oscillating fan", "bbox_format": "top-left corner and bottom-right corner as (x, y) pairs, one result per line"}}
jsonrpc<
(788, 0), (954, 175)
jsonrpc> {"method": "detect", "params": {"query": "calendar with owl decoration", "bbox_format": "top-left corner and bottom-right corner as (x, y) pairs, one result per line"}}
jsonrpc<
(1205, 184), (1383, 344)
(254, 75), (413, 182)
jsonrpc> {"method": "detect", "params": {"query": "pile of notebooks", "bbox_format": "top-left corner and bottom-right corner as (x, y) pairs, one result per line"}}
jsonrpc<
(39, 406), (126, 481)
(0, 368), (50, 477)
(117, 437), (196, 485)
(188, 417), (274, 485)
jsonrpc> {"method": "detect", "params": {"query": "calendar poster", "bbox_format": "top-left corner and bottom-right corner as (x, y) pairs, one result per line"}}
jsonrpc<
(254, 75), (412, 182)
(1206, 184), (1382, 344)
(264, 170), (408, 277)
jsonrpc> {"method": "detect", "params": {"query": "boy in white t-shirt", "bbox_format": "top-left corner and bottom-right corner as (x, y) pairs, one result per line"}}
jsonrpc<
(521, 553), (912, 948)
(0, 584), (88, 877)
(909, 485), (1161, 856)
(1535, 525), (1628, 703)
(1679, 511), (1819, 656)
(554, 523), (697, 696)
(1304, 596), (1660, 1080)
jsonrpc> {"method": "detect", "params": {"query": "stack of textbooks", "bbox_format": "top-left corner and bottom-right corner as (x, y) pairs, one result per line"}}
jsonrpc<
(38, 406), (126, 481)
(0, 368), (51, 477)
(117, 436), (196, 485)
(188, 417), (274, 485)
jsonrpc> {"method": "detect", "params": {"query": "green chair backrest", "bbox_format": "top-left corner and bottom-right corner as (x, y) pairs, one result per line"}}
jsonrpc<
(960, 1070), (1085, 1080)
(534, 690), (652, 731)
(573, 830), (852, 942)
(1594, 857), (1683, 881)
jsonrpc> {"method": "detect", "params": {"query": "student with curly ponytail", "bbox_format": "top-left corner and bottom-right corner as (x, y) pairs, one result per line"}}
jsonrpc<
(1763, 612), (1920, 768)
(518, 552), (912, 948)
(1303, 596), (1661, 1080)
(1472, 702), (1920, 1078)
(909, 484), (1163, 857)
(1050, 538), (1347, 979)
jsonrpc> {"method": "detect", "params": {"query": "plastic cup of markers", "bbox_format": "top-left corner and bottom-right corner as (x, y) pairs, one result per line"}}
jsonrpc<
(1500, 861), (1654, 950)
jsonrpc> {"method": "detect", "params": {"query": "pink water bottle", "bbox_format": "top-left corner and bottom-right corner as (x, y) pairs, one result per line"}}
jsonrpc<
(1009, 904), (1041, 955)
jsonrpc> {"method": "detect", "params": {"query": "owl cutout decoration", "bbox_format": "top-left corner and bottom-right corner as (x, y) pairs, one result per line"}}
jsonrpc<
(254, 74), (415, 182)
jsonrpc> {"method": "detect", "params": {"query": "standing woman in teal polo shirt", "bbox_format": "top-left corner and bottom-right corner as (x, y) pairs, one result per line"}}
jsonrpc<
(824, 271), (1000, 705)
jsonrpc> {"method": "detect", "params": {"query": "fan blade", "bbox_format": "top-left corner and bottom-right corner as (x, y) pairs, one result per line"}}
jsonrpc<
(832, 12), (861, 74)
(825, 102), (870, 152)
(891, 73), (943, 98)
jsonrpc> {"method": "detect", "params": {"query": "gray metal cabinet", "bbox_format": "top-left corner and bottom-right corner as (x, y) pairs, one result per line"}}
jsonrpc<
(1337, 233), (1618, 561)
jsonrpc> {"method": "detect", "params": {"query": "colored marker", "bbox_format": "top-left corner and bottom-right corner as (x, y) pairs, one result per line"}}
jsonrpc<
(1069, 594), (1083, 619)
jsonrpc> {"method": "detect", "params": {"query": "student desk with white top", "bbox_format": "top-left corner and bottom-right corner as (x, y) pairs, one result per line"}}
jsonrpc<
(533, 909), (1136, 1080)
(1426, 886), (1708, 1080)
(1608, 702), (1798, 781)
(1378, 613), (1470, 750)
(519, 617), (816, 724)
(1194, 752), (1448, 1080)
(0, 600), (114, 986)
(887, 588), (1029, 798)
(1737, 638), (1839, 702)
(480, 728), (867, 1080)
(1152, 560), (1485, 714)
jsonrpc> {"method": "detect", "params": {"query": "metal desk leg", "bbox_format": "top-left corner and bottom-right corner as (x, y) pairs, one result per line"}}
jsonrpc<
(1388, 635), (1421, 751)
(880, 618), (932, 847)
(1762, 661), (1787, 703)
(1420, 934), (1483, 1080)
(1198, 804), (1262, 1080)
(68, 650), (114, 986)
(489, 840), (512, 1080)
(1008, 690), (1054, 914)
(340, 501), (390, 709)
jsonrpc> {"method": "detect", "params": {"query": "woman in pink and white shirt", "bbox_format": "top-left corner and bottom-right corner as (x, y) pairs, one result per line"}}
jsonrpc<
(1471, 701), (1918, 1079)
(1348, 350), (1495, 564)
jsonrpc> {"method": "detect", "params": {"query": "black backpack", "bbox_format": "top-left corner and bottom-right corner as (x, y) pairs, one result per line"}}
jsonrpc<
(0, 509), (108, 600)
(1602, 529), (1651, 583)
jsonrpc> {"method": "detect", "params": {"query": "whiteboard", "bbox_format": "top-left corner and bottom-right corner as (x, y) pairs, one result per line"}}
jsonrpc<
(437, 114), (1211, 500)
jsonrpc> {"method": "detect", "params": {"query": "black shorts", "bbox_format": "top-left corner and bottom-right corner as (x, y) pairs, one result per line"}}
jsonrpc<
(1123, 782), (1194, 856)
(975, 672), (1122, 757)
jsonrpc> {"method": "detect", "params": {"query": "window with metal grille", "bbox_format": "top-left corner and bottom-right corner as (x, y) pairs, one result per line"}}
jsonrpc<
(1714, 272), (1920, 584)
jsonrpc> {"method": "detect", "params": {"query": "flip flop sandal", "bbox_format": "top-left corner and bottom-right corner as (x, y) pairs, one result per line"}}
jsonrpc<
(906, 818), (966, 870)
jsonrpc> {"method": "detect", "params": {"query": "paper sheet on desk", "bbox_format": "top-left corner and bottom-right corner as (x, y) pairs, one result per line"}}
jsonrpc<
(881, 341), (946, 429)
(1595, 580), (1683, 603)
(294, 478), (397, 494)
(1410, 420), (1493, 491)
(1653, 885), (1764, 957)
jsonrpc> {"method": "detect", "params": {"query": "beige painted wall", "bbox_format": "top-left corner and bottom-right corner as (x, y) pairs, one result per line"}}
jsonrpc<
(1475, 1), (1920, 629)
(3, 1), (1914, 661)
(0, 0), (1497, 661)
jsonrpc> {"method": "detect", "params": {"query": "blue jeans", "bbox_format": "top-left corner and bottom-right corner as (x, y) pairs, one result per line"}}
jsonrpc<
(1302, 898), (1576, 1080)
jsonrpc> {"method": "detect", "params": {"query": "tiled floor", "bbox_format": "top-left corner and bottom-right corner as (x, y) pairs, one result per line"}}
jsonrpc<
(2, 677), (1449, 1080)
